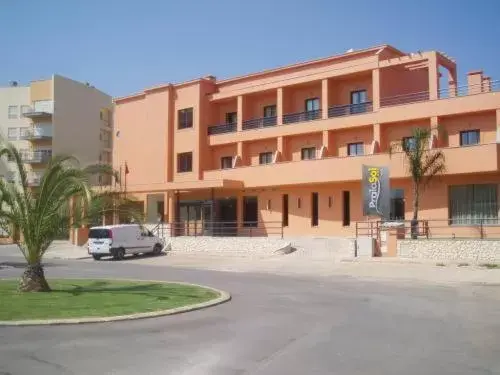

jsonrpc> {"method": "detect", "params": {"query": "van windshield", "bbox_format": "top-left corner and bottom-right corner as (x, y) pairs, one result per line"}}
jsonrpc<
(88, 229), (111, 239)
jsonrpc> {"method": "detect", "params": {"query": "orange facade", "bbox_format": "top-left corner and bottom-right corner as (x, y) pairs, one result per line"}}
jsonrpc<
(113, 45), (500, 236)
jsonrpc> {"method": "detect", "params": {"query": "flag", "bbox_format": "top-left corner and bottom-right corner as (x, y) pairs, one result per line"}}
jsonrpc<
(125, 162), (129, 175)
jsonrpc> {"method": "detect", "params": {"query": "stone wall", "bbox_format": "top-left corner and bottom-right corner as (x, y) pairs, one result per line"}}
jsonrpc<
(168, 237), (292, 257)
(398, 239), (500, 262)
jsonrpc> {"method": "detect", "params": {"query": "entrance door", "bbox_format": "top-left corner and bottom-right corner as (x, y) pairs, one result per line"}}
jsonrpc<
(216, 198), (237, 236)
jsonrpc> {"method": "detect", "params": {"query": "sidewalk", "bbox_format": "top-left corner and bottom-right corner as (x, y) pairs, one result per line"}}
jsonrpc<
(130, 251), (500, 287)
(0, 241), (90, 260)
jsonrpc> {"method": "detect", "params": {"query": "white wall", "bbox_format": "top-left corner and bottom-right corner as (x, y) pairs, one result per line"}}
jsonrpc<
(0, 86), (31, 182)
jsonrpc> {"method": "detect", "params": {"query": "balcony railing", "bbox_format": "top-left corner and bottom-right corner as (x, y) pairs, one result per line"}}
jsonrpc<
(22, 108), (53, 118)
(283, 109), (322, 125)
(19, 128), (52, 140)
(328, 102), (373, 118)
(207, 122), (237, 135)
(380, 91), (430, 107)
(242, 116), (277, 130)
(438, 80), (500, 99)
(20, 150), (52, 163)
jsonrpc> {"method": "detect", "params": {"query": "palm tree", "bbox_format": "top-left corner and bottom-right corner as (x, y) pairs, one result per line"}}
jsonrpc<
(393, 127), (446, 238)
(0, 141), (117, 292)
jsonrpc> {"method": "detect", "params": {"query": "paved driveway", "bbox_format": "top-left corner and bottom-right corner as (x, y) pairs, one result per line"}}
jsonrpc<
(0, 256), (499, 375)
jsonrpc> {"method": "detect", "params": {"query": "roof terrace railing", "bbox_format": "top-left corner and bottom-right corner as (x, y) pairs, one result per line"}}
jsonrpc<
(328, 102), (373, 118)
(283, 109), (322, 125)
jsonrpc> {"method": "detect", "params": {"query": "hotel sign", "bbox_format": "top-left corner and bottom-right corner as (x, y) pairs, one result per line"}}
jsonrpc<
(362, 165), (390, 218)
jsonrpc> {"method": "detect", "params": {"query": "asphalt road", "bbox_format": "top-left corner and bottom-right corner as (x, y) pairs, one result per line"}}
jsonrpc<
(0, 255), (499, 375)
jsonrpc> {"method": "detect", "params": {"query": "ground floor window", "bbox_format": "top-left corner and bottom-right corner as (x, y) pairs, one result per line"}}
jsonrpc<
(243, 196), (258, 227)
(390, 189), (405, 220)
(449, 184), (498, 224)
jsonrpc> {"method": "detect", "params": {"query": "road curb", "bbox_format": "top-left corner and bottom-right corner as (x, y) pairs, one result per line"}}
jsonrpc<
(0, 279), (231, 326)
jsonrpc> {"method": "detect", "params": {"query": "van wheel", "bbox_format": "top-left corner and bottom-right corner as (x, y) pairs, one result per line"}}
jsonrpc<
(153, 244), (163, 255)
(92, 254), (101, 261)
(114, 248), (125, 261)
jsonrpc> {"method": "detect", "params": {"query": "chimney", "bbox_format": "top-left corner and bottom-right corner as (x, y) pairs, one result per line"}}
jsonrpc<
(467, 70), (483, 94)
(482, 76), (491, 93)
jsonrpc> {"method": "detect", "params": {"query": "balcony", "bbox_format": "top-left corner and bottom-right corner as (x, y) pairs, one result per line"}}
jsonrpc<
(207, 122), (237, 135)
(19, 127), (52, 141)
(22, 108), (53, 119)
(283, 109), (322, 125)
(20, 150), (52, 164)
(27, 173), (43, 187)
(328, 102), (373, 118)
(203, 143), (499, 188)
(242, 116), (277, 130)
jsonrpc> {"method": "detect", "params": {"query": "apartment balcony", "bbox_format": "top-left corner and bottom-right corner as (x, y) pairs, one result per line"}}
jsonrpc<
(283, 109), (322, 125)
(20, 150), (52, 164)
(27, 173), (43, 187)
(242, 116), (277, 130)
(207, 122), (237, 135)
(22, 107), (53, 119)
(328, 102), (373, 117)
(19, 127), (53, 141)
(203, 143), (499, 188)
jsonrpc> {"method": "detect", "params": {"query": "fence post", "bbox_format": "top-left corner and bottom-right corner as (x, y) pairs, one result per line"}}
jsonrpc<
(281, 222), (283, 239)
(250, 226), (253, 238)
(194, 220), (197, 237)
(480, 218), (484, 239)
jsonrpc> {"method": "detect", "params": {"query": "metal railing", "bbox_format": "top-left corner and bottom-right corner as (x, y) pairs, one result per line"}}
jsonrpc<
(283, 109), (322, 124)
(328, 102), (373, 117)
(168, 220), (283, 238)
(207, 122), (237, 135)
(242, 116), (277, 130)
(438, 80), (500, 99)
(356, 218), (500, 241)
(19, 129), (52, 140)
(20, 150), (52, 163)
(380, 91), (430, 107)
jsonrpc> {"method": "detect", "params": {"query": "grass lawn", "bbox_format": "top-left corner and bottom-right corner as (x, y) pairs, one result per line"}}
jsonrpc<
(0, 279), (219, 321)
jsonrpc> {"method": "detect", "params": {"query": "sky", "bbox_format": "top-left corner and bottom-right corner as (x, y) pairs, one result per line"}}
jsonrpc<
(2, 0), (500, 98)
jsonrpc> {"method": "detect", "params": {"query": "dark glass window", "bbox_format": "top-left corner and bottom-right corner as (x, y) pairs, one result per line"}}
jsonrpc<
(311, 192), (319, 227)
(178, 108), (193, 129)
(305, 98), (320, 112)
(243, 196), (258, 227)
(220, 156), (233, 169)
(259, 152), (273, 165)
(282, 194), (289, 227)
(177, 152), (193, 172)
(225, 112), (237, 124)
(263, 105), (277, 118)
(342, 191), (350, 226)
(460, 130), (480, 146)
(301, 147), (316, 160)
(347, 142), (364, 156)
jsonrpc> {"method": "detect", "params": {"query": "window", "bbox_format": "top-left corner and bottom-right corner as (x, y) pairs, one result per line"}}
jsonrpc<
(7, 105), (18, 119)
(177, 152), (193, 172)
(390, 189), (405, 221)
(225, 112), (237, 125)
(282, 194), (289, 227)
(347, 142), (364, 156)
(259, 152), (273, 165)
(301, 147), (316, 160)
(460, 130), (480, 146)
(342, 191), (350, 226)
(220, 156), (233, 169)
(7, 128), (18, 140)
(402, 136), (416, 152)
(243, 196), (258, 227)
(21, 105), (30, 115)
(263, 105), (277, 118)
(311, 192), (319, 227)
(449, 184), (498, 225)
(305, 98), (320, 112)
(178, 108), (193, 129)
(350, 90), (368, 114)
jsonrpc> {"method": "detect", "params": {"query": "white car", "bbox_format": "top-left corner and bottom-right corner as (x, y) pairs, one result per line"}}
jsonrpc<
(87, 224), (165, 260)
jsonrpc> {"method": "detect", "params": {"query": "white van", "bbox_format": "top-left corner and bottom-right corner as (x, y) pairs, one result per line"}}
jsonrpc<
(87, 224), (165, 260)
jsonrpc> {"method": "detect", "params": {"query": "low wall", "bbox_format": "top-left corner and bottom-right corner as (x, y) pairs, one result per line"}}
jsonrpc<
(168, 237), (291, 257)
(398, 239), (500, 262)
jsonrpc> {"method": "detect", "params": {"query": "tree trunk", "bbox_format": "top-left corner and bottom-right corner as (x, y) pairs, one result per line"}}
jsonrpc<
(18, 263), (51, 292)
(411, 183), (420, 239)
